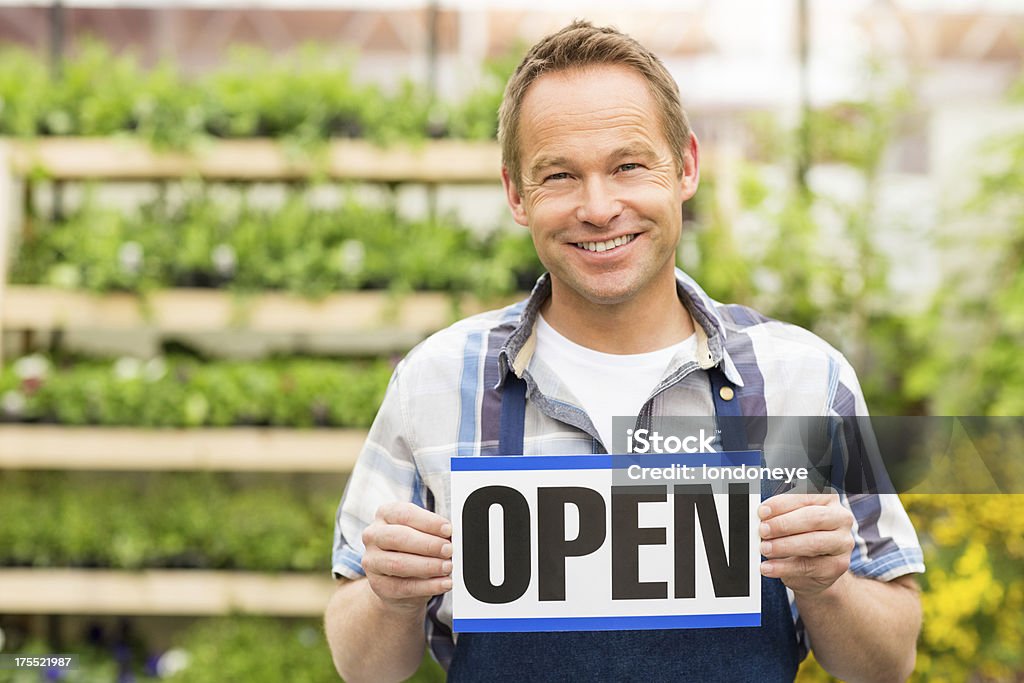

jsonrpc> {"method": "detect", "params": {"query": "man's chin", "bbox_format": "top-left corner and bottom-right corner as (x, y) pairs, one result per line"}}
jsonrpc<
(552, 278), (641, 308)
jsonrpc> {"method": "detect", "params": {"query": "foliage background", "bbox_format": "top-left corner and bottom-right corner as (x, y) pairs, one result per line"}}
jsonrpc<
(0, 21), (1021, 683)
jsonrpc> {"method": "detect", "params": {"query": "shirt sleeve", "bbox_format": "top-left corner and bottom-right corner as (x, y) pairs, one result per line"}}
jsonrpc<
(332, 364), (420, 580)
(831, 356), (926, 581)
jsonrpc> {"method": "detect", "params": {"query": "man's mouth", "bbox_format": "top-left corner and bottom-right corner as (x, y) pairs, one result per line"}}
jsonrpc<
(574, 234), (637, 253)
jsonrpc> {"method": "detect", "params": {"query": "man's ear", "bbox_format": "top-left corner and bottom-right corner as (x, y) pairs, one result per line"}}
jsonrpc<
(680, 133), (700, 202)
(501, 166), (530, 227)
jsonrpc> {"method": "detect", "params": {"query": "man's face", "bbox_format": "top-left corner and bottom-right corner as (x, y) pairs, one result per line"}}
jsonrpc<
(502, 64), (699, 309)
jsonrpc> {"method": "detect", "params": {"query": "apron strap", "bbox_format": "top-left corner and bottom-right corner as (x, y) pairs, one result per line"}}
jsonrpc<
(708, 365), (747, 451)
(499, 374), (528, 456)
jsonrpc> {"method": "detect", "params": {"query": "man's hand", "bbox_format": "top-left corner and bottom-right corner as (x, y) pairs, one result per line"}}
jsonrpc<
(327, 503), (452, 683)
(758, 492), (856, 596)
(361, 502), (453, 613)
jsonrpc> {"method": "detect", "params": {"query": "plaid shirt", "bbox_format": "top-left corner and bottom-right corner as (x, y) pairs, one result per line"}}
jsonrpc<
(332, 270), (925, 668)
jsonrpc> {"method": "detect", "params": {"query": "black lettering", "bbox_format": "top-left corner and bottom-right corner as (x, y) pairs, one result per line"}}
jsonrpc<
(611, 487), (668, 600)
(537, 486), (607, 601)
(462, 486), (531, 604)
(673, 483), (749, 598)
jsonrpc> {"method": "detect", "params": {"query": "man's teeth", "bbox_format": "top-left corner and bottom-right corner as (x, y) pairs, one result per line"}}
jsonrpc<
(576, 234), (635, 252)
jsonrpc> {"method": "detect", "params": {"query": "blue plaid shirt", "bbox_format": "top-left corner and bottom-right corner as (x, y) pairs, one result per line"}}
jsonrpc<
(333, 270), (925, 668)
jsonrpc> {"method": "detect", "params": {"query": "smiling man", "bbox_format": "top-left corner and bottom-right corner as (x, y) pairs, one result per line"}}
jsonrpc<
(325, 21), (924, 682)
(505, 63), (697, 359)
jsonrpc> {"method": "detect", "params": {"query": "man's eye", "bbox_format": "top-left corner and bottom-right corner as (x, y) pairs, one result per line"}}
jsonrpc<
(545, 172), (570, 182)
(618, 163), (641, 172)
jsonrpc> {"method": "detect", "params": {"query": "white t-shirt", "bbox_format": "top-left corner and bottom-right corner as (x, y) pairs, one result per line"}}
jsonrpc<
(534, 314), (697, 451)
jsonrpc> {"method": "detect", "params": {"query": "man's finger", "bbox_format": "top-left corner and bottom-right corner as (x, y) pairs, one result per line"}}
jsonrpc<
(376, 502), (452, 538)
(363, 549), (453, 579)
(760, 554), (850, 586)
(760, 529), (855, 560)
(365, 524), (453, 559)
(757, 492), (838, 520)
(369, 574), (454, 601)
(759, 502), (853, 540)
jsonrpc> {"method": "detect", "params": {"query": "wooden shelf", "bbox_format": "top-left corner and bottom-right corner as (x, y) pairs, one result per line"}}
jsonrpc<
(2, 286), (509, 340)
(0, 139), (518, 365)
(0, 137), (465, 626)
(0, 568), (335, 616)
(6, 137), (501, 183)
(0, 424), (367, 472)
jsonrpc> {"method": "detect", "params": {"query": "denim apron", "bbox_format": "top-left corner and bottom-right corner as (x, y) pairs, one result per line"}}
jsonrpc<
(447, 367), (800, 682)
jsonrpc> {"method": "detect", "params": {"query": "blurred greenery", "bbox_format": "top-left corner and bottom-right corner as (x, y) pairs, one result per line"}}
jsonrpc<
(904, 495), (1024, 682)
(2, 38), (1023, 683)
(0, 40), (519, 148)
(735, 67), (1024, 682)
(0, 471), (337, 571)
(164, 618), (440, 683)
(12, 192), (543, 299)
(0, 617), (445, 682)
(444, 47), (524, 141)
(687, 79), (925, 416)
(902, 118), (1024, 417)
(0, 639), (141, 683)
(796, 495), (1024, 683)
(0, 355), (391, 428)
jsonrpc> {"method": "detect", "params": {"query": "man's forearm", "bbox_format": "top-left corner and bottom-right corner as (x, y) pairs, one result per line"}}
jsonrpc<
(796, 573), (921, 683)
(325, 578), (428, 683)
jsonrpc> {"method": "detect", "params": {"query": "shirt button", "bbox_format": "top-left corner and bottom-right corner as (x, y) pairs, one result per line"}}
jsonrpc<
(719, 386), (735, 401)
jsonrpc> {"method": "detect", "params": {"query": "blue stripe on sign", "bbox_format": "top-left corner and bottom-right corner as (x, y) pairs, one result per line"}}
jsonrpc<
(453, 612), (761, 633)
(452, 454), (612, 471)
(451, 451), (761, 472)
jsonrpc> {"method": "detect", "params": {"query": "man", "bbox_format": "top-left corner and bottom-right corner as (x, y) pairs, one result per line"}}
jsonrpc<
(325, 21), (923, 682)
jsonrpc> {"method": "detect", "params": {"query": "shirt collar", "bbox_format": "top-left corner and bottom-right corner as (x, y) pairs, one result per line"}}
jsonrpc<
(497, 269), (745, 388)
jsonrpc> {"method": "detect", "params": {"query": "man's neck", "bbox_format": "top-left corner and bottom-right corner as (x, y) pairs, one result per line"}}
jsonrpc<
(540, 277), (695, 355)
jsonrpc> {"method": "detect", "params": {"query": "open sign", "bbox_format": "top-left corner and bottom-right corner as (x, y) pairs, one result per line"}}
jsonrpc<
(450, 452), (762, 633)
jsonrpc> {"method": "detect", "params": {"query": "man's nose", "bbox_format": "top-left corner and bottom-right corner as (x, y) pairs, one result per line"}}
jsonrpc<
(575, 176), (623, 227)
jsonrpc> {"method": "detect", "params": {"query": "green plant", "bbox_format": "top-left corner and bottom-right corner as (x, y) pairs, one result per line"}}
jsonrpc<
(445, 48), (524, 140)
(0, 355), (392, 429)
(685, 71), (924, 415)
(0, 39), (510, 147)
(43, 40), (141, 136)
(0, 618), (446, 683)
(202, 44), (375, 148)
(164, 618), (338, 683)
(0, 471), (338, 571)
(13, 192), (543, 298)
(788, 66), (1024, 682)
(905, 98), (1024, 416)
(0, 46), (50, 136)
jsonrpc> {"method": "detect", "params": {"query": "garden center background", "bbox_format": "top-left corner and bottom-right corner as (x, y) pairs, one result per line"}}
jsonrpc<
(0, 1), (1022, 681)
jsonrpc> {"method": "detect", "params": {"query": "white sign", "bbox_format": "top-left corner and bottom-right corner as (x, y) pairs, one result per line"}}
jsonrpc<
(450, 452), (763, 632)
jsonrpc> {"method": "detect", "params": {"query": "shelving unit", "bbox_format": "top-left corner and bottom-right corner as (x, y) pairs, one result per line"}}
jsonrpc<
(0, 137), (507, 364)
(0, 424), (367, 471)
(0, 136), (505, 619)
(5, 137), (501, 183)
(1, 286), (503, 353)
(0, 569), (334, 617)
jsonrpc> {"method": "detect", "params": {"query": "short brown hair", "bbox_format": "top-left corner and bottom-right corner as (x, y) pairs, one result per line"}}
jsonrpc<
(498, 20), (692, 191)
